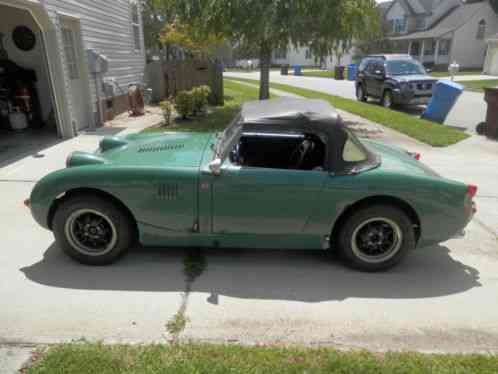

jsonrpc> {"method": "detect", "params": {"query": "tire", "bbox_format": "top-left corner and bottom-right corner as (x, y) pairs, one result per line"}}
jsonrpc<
(381, 90), (393, 109)
(476, 122), (487, 135)
(356, 84), (367, 102)
(53, 195), (134, 265)
(337, 205), (415, 272)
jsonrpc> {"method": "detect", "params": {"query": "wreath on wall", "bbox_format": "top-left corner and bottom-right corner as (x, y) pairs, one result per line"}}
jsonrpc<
(12, 26), (36, 52)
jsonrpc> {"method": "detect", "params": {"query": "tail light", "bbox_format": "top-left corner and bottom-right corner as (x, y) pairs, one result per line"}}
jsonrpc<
(467, 184), (478, 198)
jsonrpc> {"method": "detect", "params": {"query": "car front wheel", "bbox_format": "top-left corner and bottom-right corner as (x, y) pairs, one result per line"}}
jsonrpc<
(53, 195), (134, 265)
(356, 84), (367, 102)
(337, 205), (415, 271)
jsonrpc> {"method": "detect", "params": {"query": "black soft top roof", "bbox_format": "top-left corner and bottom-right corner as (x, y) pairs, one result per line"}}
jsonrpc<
(236, 98), (379, 174)
(240, 98), (343, 136)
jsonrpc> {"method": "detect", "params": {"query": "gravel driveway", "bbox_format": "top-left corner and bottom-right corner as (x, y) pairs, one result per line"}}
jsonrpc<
(1, 106), (497, 354)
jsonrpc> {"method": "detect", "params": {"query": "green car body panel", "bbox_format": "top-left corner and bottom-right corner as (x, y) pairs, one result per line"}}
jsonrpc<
(29, 101), (473, 253)
(30, 133), (470, 251)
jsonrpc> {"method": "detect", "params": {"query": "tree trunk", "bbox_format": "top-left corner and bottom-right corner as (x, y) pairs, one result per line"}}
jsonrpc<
(259, 42), (272, 100)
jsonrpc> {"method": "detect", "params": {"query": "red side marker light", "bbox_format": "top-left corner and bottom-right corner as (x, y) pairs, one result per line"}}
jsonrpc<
(467, 184), (478, 198)
(414, 153), (421, 161)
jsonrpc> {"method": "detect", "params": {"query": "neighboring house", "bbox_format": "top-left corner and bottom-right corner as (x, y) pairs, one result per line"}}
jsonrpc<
(484, 33), (498, 74)
(0, 0), (145, 140)
(271, 45), (356, 68)
(385, 0), (498, 69)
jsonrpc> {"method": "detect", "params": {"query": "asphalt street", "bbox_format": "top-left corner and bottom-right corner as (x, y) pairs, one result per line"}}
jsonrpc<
(224, 71), (490, 133)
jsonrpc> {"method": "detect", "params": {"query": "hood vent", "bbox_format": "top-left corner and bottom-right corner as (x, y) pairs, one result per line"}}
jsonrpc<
(158, 183), (179, 201)
(138, 142), (184, 153)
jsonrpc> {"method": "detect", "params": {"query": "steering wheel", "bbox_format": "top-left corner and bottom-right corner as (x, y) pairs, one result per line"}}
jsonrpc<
(230, 142), (241, 165)
(290, 139), (314, 169)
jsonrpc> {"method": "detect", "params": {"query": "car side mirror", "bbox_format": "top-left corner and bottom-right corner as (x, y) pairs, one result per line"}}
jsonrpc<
(209, 158), (222, 176)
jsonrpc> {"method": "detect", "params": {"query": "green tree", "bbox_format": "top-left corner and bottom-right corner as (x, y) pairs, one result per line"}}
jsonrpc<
(160, 19), (225, 59)
(173, 0), (379, 99)
(491, 0), (498, 14)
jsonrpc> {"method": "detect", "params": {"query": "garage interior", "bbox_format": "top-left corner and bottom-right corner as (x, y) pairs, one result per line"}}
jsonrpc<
(0, 4), (59, 166)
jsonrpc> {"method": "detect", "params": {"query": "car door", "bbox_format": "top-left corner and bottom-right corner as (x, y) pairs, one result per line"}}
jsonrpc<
(368, 62), (385, 98)
(211, 162), (327, 236)
(362, 61), (377, 97)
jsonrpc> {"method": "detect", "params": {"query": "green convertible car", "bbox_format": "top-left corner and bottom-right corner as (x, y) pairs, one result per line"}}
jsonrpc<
(27, 98), (476, 271)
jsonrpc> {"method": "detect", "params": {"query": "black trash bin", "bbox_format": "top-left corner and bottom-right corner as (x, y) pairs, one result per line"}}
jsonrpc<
(334, 65), (345, 80)
(280, 64), (289, 76)
(484, 87), (498, 139)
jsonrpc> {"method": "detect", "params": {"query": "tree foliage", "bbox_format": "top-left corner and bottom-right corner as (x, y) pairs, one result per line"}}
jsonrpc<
(160, 19), (225, 58)
(491, 0), (498, 14)
(170, 0), (380, 99)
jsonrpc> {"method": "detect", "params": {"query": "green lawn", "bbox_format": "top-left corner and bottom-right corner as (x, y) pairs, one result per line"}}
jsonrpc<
(26, 342), (498, 374)
(144, 80), (261, 133)
(461, 79), (498, 93)
(227, 77), (469, 147)
(430, 69), (482, 78)
(302, 70), (336, 78)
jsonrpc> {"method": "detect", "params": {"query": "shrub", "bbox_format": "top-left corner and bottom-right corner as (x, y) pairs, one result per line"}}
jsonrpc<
(159, 100), (174, 126)
(175, 91), (194, 119)
(191, 85), (211, 115)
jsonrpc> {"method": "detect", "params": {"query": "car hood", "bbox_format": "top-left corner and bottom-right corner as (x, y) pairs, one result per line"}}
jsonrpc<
(389, 74), (437, 83)
(362, 140), (440, 178)
(67, 132), (215, 168)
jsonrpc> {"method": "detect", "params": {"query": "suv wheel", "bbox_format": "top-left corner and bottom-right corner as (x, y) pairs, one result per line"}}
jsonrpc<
(356, 84), (367, 102)
(382, 90), (393, 109)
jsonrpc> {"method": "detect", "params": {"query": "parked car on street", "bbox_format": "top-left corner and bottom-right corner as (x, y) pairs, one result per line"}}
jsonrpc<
(26, 98), (476, 271)
(356, 54), (438, 108)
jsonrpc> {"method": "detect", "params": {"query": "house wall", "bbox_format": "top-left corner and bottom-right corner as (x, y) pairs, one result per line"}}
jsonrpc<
(450, 2), (498, 69)
(43, 0), (146, 125)
(272, 46), (319, 67)
(0, 5), (53, 121)
(385, 1), (409, 34)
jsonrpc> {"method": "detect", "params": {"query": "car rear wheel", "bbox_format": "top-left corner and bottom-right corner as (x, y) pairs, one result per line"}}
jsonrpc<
(356, 84), (367, 102)
(53, 195), (134, 265)
(381, 90), (393, 109)
(337, 205), (415, 271)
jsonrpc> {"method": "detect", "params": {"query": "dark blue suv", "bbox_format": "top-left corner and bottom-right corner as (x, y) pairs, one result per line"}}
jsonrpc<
(355, 54), (437, 108)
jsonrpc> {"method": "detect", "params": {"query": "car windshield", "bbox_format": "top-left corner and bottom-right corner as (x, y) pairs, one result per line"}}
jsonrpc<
(214, 113), (243, 159)
(386, 60), (426, 76)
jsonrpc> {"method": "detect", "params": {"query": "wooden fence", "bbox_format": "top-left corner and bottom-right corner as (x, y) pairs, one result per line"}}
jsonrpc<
(163, 60), (224, 105)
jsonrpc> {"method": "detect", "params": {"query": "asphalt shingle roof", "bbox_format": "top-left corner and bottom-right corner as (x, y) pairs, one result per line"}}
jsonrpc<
(390, 1), (487, 40)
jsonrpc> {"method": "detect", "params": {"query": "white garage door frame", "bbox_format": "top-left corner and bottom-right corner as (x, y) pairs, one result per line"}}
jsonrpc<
(0, 0), (75, 138)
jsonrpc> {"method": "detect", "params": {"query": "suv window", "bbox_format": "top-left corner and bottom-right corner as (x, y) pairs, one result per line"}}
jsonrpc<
(386, 59), (426, 76)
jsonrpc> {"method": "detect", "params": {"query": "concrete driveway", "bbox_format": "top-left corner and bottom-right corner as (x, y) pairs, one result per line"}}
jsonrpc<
(1, 108), (498, 354)
(224, 71), (488, 133)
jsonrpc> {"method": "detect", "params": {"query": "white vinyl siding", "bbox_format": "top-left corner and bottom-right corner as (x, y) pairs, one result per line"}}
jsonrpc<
(44, 0), (145, 112)
(130, 0), (141, 51)
(61, 28), (79, 79)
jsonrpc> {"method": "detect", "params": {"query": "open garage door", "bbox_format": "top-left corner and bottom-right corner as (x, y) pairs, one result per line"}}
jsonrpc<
(0, 3), (60, 166)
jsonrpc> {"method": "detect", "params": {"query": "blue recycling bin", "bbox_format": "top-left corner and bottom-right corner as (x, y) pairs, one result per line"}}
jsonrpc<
(421, 79), (463, 124)
(347, 64), (357, 81)
(293, 65), (302, 76)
